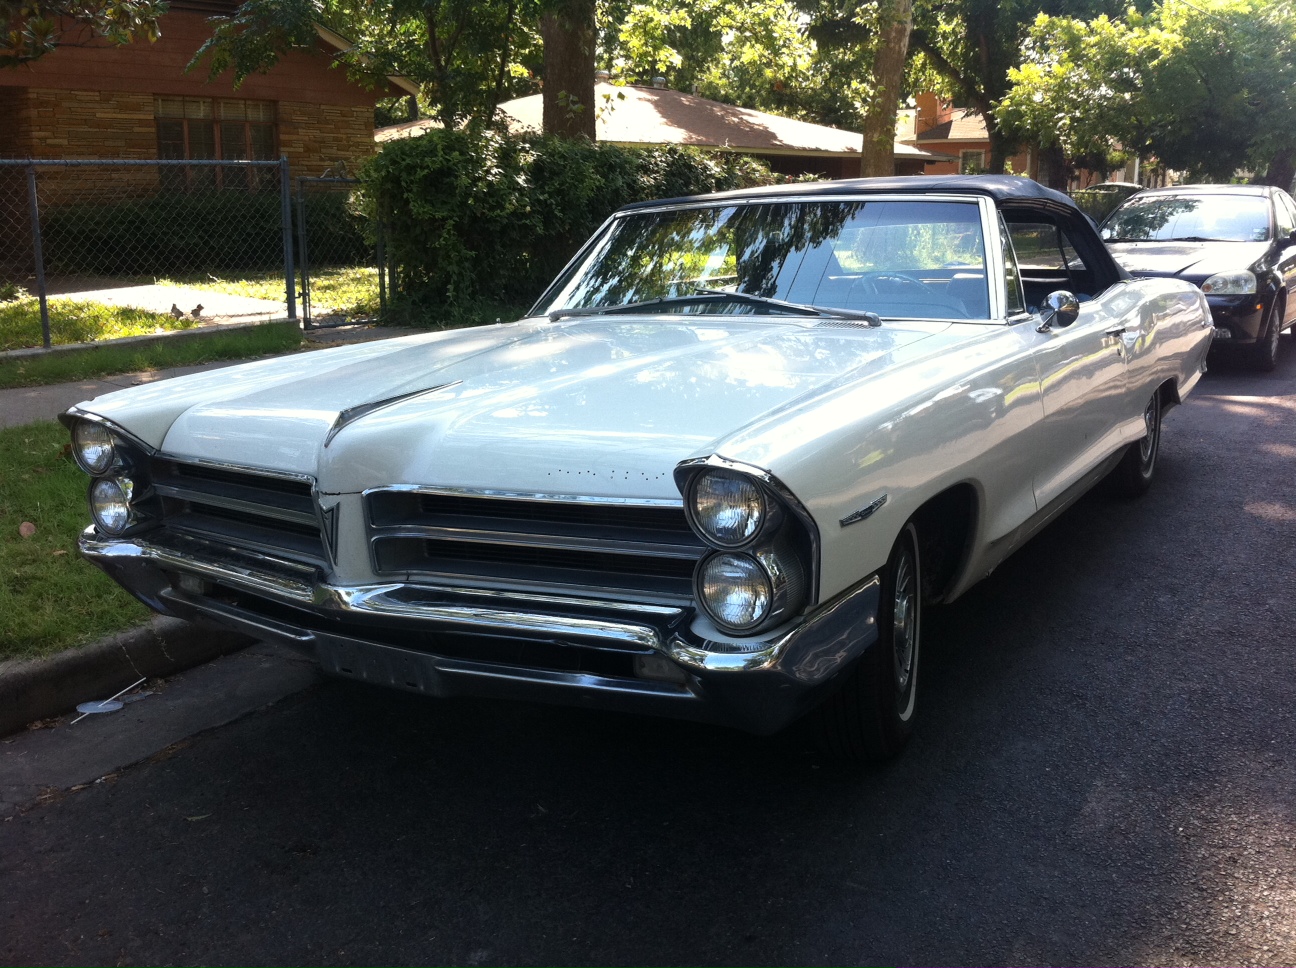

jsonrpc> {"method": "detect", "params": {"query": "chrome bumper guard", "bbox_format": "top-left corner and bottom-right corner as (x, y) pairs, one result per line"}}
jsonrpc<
(79, 528), (880, 734)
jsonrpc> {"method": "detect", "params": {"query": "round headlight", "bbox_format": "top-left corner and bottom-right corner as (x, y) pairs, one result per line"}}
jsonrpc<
(697, 553), (771, 631)
(90, 477), (133, 535)
(691, 470), (768, 547)
(1201, 270), (1257, 295)
(73, 421), (117, 476)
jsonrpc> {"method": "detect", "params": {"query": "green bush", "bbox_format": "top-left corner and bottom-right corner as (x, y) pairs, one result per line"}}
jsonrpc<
(40, 190), (367, 276)
(363, 129), (777, 320)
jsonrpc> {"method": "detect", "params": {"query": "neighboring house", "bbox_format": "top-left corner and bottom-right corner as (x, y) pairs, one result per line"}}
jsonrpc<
(899, 94), (1173, 191)
(899, 93), (1034, 177)
(377, 81), (951, 179)
(0, 0), (416, 190)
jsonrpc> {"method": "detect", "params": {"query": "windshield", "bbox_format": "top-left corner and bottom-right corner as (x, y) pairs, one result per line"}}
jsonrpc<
(542, 199), (991, 320)
(1102, 193), (1271, 243)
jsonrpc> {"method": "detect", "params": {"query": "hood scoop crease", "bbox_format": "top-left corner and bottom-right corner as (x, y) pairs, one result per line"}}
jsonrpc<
(325, 382), (461, 446)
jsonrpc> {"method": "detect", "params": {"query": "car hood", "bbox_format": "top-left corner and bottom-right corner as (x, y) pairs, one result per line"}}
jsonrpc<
(78, 315), (975, 499)
(1106, 239), (1268, 279)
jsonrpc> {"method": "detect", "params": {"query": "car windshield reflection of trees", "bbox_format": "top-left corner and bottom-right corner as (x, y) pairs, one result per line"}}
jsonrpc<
(1103, 195), (1270, 243)
(553, 200), (990, 320)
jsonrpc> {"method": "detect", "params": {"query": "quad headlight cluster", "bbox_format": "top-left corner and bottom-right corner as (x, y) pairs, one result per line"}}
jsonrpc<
(66, 417), (154, 536)
(681, 465), (813, 635)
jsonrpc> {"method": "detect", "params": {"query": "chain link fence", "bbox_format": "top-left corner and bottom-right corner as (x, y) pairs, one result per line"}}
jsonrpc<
(0, 158), (325, 351)
(295, 172), (386, 328)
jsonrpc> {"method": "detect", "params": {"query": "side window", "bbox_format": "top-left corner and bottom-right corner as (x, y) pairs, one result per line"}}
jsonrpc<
(1007, 221), (1081, 272)
(1276, 193), (1296, 239)
(1006, 216), (1101, 311)
(999, 213), (1026, 316)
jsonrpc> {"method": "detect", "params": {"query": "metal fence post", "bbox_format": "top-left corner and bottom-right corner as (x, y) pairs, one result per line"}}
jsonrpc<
(279, 156), (297, 321)
(25, 165), (51, 349)
(295, 176), (312, 327)
(376, 218), (387, 319)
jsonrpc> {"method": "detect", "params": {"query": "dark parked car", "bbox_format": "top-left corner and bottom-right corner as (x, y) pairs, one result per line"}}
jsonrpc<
(1101, 184), (1296, 370)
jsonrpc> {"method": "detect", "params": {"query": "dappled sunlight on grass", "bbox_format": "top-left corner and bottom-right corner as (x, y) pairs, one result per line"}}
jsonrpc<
(0, 297), (195, 352)
(0, 421), (148, 659)
(158, 266), (381, 319)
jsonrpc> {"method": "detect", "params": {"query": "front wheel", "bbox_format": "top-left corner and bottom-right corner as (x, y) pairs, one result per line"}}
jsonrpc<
(815, 522), (922, 765)
(1109, 389), (1162, 497)
(1251, 298), (1282, 371)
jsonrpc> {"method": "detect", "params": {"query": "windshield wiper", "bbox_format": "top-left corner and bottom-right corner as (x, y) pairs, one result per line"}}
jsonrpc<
(1169, 235), (1236, 242)
(549, 287), (881, 325)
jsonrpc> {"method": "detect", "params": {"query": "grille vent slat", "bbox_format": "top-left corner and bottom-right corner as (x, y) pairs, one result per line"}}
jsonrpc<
(367, 489), (703, 598)
(148, 458), (326, 566)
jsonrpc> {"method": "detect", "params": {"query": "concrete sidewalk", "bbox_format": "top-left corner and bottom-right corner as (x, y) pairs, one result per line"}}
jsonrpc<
(0, 320), (409, 743)
(1, 320), (409, 429)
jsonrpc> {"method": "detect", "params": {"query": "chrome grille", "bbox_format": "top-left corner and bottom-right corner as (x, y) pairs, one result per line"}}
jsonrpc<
(366, 489), (704, 599)
(148, 457), (327, 566)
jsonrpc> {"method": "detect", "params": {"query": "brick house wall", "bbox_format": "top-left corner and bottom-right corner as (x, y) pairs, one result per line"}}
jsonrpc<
(0, 5), (400, 180)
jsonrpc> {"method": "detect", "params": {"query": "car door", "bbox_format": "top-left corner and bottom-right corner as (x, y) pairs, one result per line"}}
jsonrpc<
(1006, 219), (1129, 510)
(1273, 192), (1296, 328)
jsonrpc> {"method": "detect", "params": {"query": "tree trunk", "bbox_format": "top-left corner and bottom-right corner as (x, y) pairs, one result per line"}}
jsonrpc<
(859, 0), (913, 178)
(986, 124), (1015, 175)
(1036, 143), (1069, 192)
(541, 0), (596, 139)
(1254, 149), (1295, 191)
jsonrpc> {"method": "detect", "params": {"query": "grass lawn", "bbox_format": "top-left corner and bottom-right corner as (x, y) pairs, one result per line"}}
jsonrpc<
(0, 297), (197, 352)
(159, 266), (381, 319)
(0, 421), (149, 662)
(0, 320), (303, 390)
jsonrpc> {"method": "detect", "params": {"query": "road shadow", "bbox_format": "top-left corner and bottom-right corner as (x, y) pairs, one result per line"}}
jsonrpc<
(2, 351), (1295, 966)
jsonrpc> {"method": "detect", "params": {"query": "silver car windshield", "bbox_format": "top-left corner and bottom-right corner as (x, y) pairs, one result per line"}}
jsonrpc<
(1102, 193), (1272, 243)
(544, 199), (991, 320)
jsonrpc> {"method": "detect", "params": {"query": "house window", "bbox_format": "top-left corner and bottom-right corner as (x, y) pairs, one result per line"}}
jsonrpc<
(960, 149), (986, 175)
(156, 97), (277, 190)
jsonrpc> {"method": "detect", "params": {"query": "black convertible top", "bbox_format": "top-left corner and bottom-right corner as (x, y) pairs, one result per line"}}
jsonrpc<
(619, 174), (1078, 213)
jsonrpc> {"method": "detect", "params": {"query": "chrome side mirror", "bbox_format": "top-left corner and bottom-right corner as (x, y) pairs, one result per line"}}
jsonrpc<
(1036, 290), (1081, 333)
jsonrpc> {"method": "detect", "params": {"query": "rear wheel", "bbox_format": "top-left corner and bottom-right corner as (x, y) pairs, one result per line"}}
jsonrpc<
(1110, 389), (1162, 497)
(816, 523), (922, 765)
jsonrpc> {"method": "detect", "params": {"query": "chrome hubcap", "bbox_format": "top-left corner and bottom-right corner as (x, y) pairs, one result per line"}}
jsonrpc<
(892, 553), (916, 693)
(1139, 397), (1158, 464)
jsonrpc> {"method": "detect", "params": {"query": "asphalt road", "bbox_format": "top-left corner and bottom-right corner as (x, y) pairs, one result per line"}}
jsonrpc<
(3, 345), (1295, 966)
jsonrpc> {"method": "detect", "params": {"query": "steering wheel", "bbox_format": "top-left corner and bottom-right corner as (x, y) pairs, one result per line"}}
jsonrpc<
(849, 271), (941, 298)
(845, 271), (969, 318)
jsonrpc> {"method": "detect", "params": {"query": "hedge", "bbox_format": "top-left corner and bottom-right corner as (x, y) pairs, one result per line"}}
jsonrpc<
(40, 190), (367, 277)
(362, 129), (777, 318)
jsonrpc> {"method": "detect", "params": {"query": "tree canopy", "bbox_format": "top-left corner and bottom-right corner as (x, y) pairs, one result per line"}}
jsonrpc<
(997, 0), (1296, 185)
(1, 0), (165, 67)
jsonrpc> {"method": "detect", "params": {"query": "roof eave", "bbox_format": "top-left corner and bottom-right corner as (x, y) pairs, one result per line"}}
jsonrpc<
(313, 23), (420, 98)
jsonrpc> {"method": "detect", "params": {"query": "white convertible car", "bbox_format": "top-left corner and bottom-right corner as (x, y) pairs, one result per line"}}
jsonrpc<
(63, 176), (1213, 762)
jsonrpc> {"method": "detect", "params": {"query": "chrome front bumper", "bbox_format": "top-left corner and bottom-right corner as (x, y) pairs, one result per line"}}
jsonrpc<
(79, 528), (880, 734)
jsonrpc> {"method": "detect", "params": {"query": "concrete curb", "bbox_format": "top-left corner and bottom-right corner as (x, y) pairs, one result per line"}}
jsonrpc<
(0, 618), (254, 737)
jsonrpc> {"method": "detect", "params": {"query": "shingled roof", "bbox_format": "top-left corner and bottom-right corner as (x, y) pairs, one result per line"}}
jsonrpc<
(377, 82), (949, 164)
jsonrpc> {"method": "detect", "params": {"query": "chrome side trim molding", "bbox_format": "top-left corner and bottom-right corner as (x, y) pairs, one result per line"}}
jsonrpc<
(840, 493), (888, 527)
